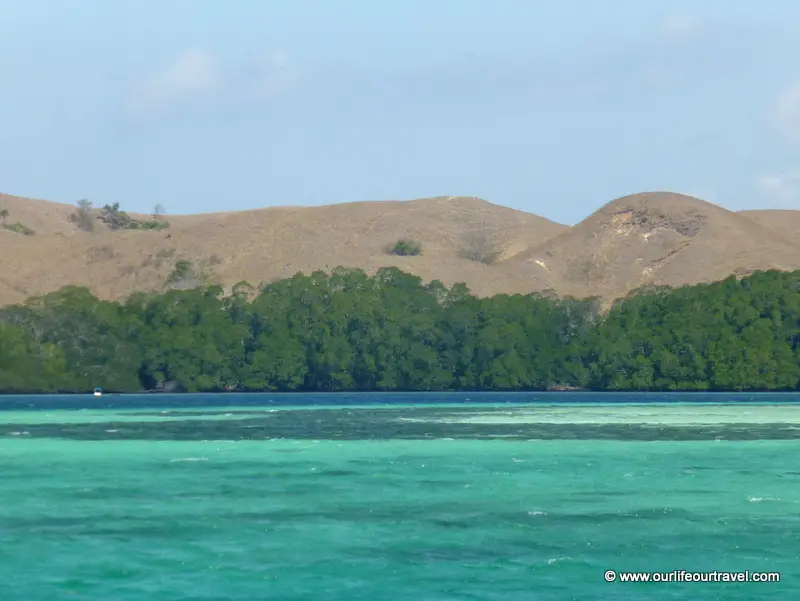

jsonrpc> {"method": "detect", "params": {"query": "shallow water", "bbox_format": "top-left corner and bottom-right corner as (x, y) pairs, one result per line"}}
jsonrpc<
(0, 394), (798, 600)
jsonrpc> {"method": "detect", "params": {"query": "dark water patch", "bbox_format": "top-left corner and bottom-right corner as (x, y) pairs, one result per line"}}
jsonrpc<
(0, 516), (99, 529)
(0, 508), (377, 534)
(215, 470), (349, 482)
(381, 538), (590, 565)
(1, 520), (226, 540)
(350, 539), (582, 567)
(128, 410), (281, 417)
(725, 516), (800, 535)
(428, 518), (476, 529)
(3, 410), (800, 441)
(400, 545), (508, 563)
(70, 487), (160, 500)
(218, 503), (516, 525)
(0, 515), (209, 538)
(531, 507), (697, 525)
(313, 469), (360, 477)
(4, 391), (800, 413)
(166, 459), (321, 471)
(407, 479), (476, 489)
(183, 505), (701, 528)
(77, 524), (220, 538)
(564, 491), (633, 497)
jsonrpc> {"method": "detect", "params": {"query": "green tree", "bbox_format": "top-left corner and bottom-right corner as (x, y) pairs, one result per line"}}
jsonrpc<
(388, 239), (422, 256)
(1, 267), (800, 394)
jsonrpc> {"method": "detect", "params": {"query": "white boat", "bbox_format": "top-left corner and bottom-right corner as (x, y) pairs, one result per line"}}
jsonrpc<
(93, 388), (103, 397)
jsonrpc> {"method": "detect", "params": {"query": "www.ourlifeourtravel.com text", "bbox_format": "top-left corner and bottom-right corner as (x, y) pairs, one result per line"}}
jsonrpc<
(604, 570), (781, 583)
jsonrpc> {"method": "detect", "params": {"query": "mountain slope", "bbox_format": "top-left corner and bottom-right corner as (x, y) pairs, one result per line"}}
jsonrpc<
(738, 209), (800, 246)
(506, 192), (800, 300)
(3, 190), (800, 307)
(0, 193), (564, 305)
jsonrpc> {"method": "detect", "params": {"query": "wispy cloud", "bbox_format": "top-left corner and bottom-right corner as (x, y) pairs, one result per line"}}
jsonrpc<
(755, 169), (800, 207)
(127, 49), (297, 117)
(127, 50), (220, 116)
(302, 15), (771, 112)
(242, 50), (297, 103)
(658, 14), (705, 42)
(770, 82), (800, 143)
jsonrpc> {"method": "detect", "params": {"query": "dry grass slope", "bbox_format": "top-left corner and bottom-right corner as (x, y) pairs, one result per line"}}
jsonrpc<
(0, 193), (565, 306)
(1, 190), (799, 307)
(737, 210), (800, 246)
(507, 192), (800, 302)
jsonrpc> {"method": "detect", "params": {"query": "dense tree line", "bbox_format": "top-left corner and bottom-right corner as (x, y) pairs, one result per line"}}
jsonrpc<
(0, 267), (799, 393)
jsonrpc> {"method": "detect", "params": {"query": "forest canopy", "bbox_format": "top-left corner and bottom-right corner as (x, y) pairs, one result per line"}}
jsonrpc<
(0, 267), (798, 393)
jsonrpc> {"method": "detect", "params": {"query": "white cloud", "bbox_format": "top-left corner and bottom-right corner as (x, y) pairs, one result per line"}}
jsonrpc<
(128, 50), (220, 116)
(638, 64), (683, 90)
(659, 15), (705, 42)
(755, 170), (800, 207)
(246, 50), (297, 102)
(771, 82), (800, 143)
(127, 49), (296, 117)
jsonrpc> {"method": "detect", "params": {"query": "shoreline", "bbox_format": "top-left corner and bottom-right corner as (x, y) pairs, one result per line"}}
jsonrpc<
(5, 388), (800, 396)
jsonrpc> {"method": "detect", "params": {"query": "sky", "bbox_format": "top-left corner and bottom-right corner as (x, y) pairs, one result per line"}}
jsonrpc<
(1, 0), (800, 225)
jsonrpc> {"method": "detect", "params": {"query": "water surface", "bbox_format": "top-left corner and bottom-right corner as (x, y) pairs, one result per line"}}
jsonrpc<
(0, 393), (797, 600)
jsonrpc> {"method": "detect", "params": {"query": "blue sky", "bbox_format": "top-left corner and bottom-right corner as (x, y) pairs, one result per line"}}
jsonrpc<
(1, 0), (799, 224)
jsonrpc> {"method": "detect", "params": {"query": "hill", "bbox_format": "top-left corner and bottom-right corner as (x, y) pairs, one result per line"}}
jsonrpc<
(0, 192), (564, 306)
(506, 192), (800, 301)
(1, 190), (799, 307)
(737, 209), (800, 246)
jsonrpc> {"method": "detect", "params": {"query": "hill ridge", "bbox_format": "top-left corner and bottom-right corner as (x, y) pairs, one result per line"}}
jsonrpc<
(1, 190), (799, 307)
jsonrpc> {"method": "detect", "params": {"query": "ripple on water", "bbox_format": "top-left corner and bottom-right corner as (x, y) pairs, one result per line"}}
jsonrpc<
(0, 398), (798, 600)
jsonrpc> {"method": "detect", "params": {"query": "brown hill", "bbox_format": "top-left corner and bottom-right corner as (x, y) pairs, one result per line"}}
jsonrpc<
(2, 190), (800, 308)
(506, 192), (800, 301)
(738, 209), (800, 246)
(0, 193), (564, 306)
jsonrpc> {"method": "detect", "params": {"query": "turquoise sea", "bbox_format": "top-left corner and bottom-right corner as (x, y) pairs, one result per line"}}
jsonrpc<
(0, 392), (798, 600)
